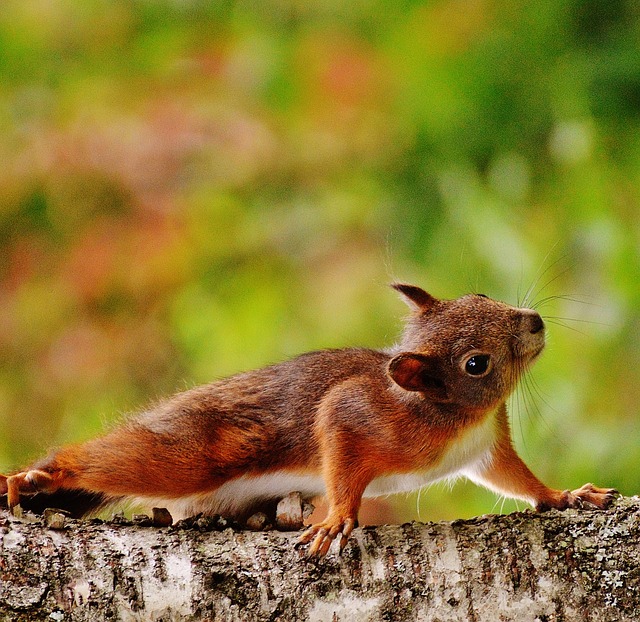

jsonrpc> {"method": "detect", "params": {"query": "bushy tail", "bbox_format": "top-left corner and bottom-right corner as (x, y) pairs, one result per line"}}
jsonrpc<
(0, 488), (111, 518)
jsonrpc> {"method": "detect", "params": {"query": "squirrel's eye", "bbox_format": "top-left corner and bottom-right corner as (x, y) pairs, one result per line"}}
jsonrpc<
(465, 355), (491, 376)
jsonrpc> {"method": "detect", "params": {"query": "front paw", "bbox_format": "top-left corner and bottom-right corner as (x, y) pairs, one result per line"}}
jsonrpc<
(567, 483), (618, 509)
(537, 483), (618, 511)
(298, 515), (357, 558)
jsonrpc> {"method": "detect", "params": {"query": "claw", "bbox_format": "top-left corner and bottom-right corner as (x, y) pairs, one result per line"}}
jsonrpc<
(299, 516), (356, 558)
(569, 483), (618, 510)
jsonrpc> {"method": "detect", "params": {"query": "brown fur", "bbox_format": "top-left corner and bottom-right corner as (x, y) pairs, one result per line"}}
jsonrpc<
(0, 283), (616, 556)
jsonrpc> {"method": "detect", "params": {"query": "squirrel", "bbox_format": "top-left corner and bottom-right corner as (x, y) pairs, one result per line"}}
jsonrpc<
(0, 283), (617, 556)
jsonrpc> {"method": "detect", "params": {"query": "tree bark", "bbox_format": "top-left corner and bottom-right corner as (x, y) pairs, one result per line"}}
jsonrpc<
(1, 497), (639, 622)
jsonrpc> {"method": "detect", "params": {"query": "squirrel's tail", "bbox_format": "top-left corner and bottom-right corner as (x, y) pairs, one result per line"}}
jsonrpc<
(0, 488), (113, 518)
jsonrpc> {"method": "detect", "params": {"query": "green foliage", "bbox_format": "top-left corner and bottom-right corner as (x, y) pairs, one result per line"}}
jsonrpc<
(0, 0), (638, 521)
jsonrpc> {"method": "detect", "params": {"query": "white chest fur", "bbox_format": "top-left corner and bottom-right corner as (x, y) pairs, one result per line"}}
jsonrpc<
(142, 408), (500, 519)
(363, 407), (499, 496)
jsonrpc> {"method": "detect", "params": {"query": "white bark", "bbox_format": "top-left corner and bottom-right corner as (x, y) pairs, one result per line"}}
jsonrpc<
(1, 497), (639, 621)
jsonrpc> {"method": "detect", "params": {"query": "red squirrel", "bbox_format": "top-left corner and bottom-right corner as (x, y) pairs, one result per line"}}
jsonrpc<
(0, 283), (616, 556)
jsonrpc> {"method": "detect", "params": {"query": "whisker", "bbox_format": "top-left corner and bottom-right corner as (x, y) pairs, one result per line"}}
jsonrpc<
(523, 372), (559, 436)
(527, 372), (573, 452)
(521, 245), (566, 307)
(515, 381), (528, 449)
(527, 264), (574, 308)
(520, 373), (539, 436)
(517, 256), (527, 307)
(545, 318), (589, 336)
(528, 390), (555, 425)
(533, 294), (600, 310)
(510, 354), (536, 455)
(491, 495), (502, 514)
(514, 363), (543, 439)
(544, 315), (611, 327)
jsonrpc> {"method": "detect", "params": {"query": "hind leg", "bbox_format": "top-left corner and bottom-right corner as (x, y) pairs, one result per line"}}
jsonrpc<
(1, 426), (226, 514)
(0, 436), (127, 515)
(1, 470), (62, 514)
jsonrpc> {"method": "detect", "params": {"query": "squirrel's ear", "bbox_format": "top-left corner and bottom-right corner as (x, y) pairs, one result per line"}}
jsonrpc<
(388, 353), (449, 401)
(391, 283), (438, 313)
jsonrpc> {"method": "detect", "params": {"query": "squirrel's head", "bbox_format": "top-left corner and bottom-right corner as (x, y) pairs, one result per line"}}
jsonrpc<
(387, 283), (545, 411)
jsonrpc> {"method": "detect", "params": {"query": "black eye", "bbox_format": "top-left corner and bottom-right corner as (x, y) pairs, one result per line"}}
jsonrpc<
(465, 355), (491, 376)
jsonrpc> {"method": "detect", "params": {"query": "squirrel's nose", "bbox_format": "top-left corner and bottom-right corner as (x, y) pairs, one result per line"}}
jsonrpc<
(529, 313), (545, 334)
(518, 308), (545, 334)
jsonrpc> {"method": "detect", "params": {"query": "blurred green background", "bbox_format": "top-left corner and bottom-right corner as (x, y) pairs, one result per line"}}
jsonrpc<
(1, 0), (638, 523)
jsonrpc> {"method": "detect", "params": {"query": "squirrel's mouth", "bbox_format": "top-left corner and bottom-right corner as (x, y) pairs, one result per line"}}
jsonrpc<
(512, 335), (545, 365)
(528, 342), (545, 362)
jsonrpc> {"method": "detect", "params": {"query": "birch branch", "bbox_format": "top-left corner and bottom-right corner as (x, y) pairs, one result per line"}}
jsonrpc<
(1, 497), (639, 621)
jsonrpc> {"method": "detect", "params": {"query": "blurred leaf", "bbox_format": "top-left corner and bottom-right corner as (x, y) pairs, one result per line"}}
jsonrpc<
(0, 0), (638, 521)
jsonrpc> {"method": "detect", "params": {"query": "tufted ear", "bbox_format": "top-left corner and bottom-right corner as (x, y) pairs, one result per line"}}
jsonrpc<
(387, 352), (449, 402)
(391, 283), (438, 313)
